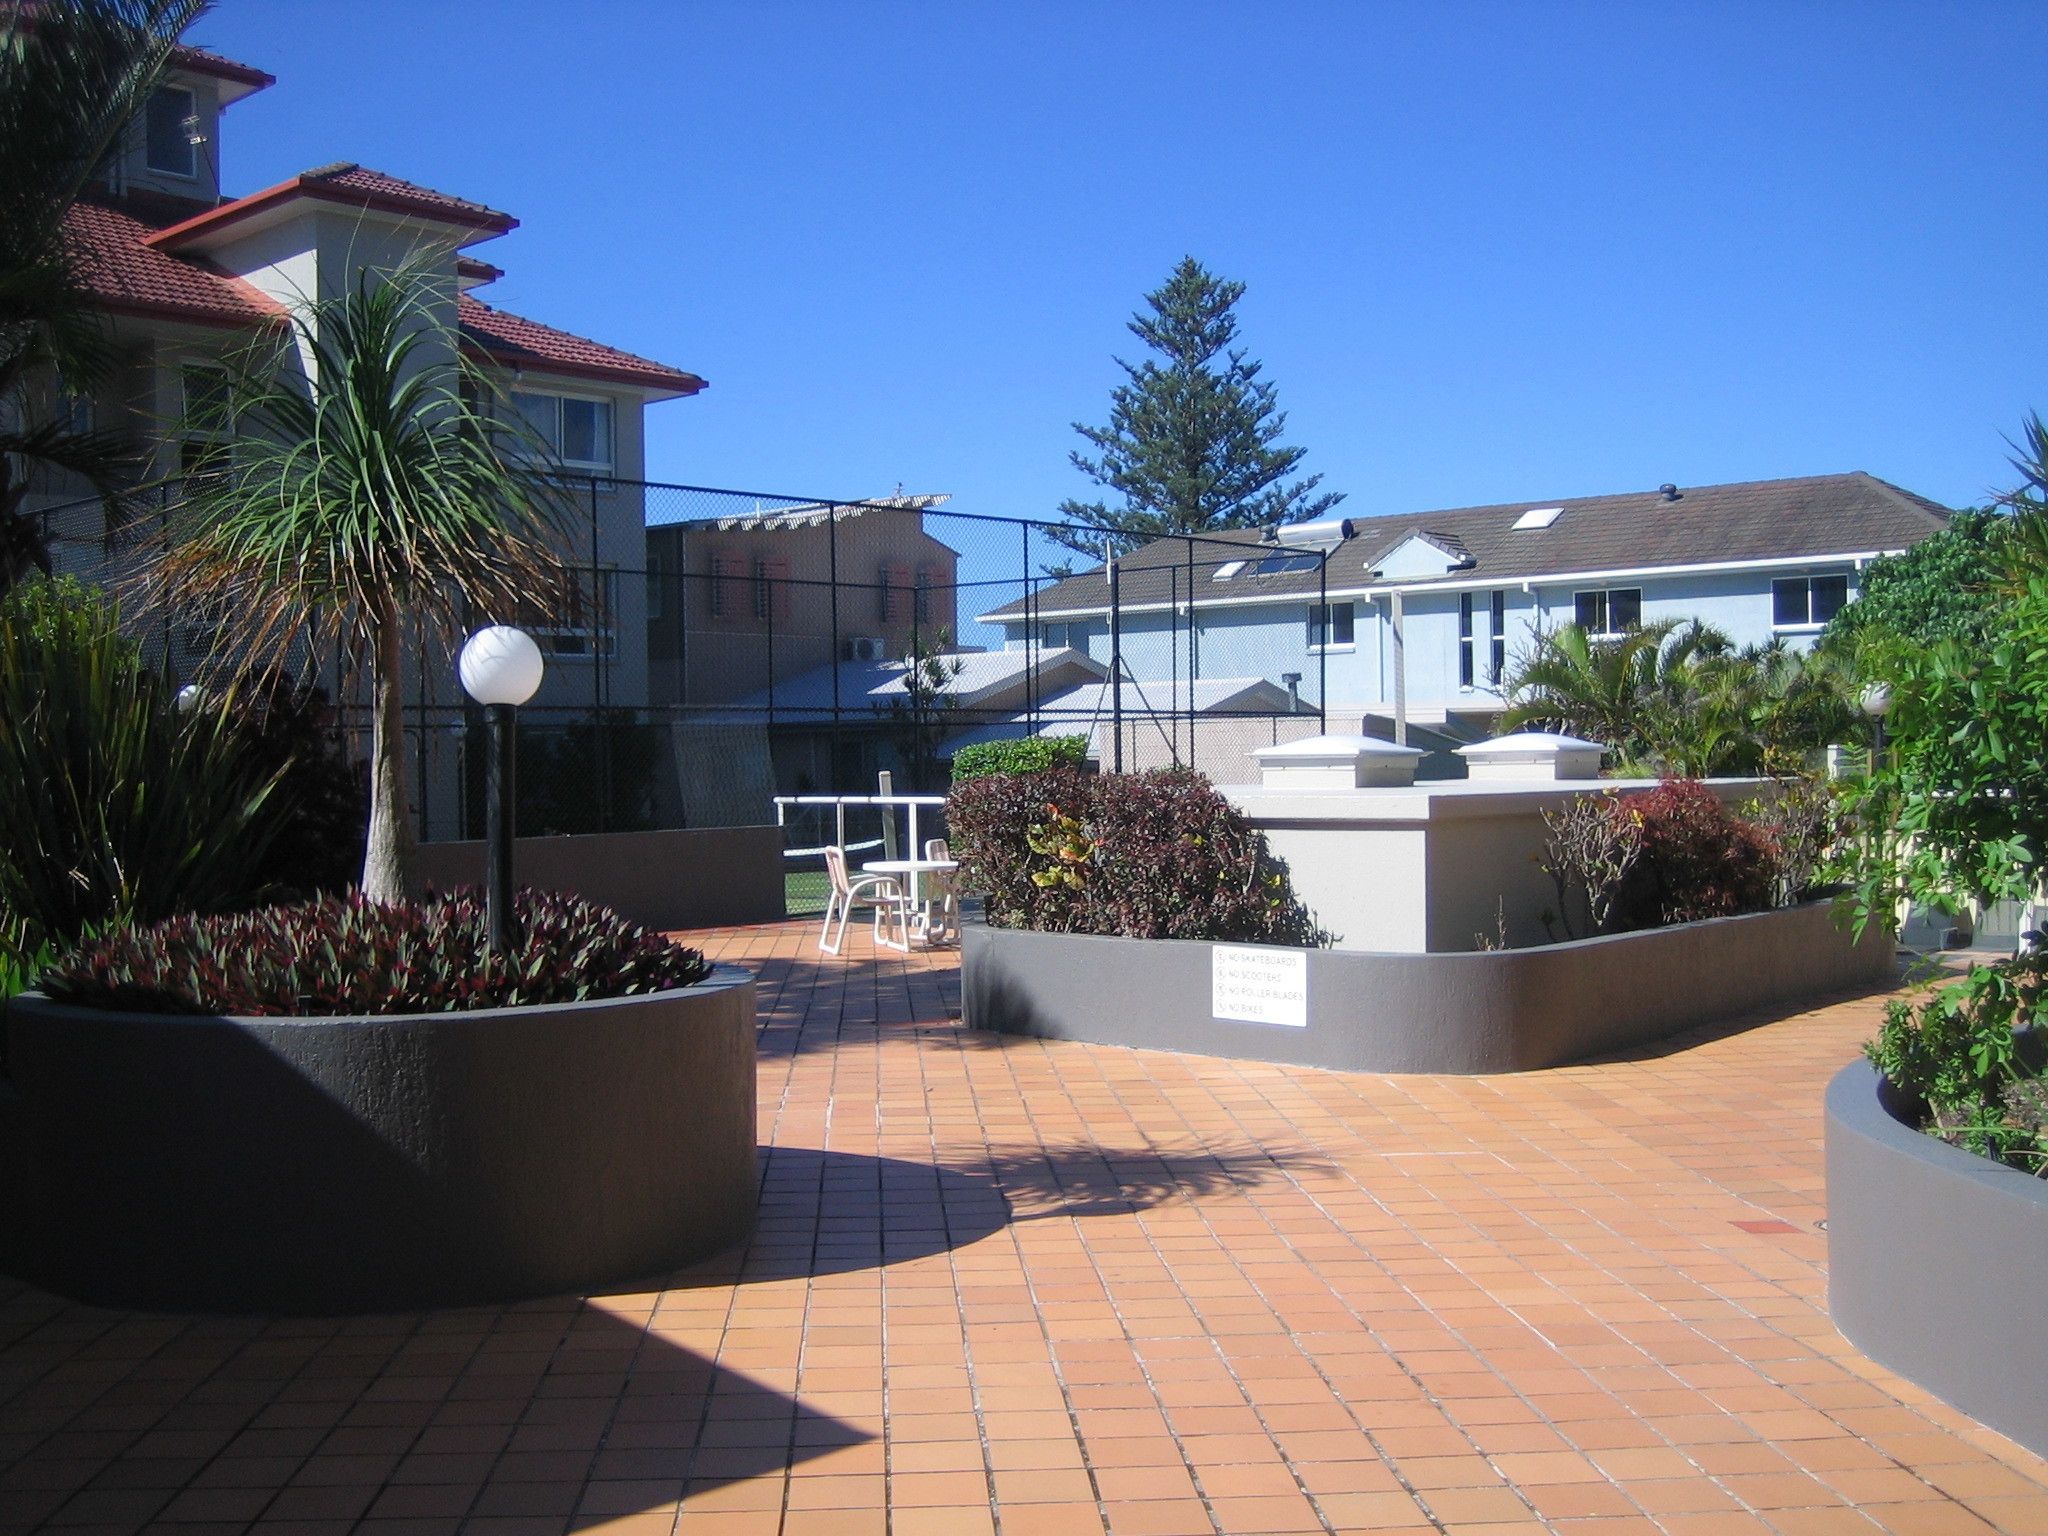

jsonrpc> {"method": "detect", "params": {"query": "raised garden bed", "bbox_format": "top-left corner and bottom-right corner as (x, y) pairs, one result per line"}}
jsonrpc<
(1826, 1059), (2048, 1458)
(964, 899), (1892, 1074)
(0, 968), (759, 1313)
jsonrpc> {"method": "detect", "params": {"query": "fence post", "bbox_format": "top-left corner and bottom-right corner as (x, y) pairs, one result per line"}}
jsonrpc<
(589, 477), (611, 833)
(1185, 538), (1197, 774)
(828, 501), (843, 788)
(1318, 549), (1329, 733)
(1107, 534), (1123, 774)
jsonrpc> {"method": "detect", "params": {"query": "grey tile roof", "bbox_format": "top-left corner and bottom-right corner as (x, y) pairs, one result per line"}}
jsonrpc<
(982, 472), (1952, 622)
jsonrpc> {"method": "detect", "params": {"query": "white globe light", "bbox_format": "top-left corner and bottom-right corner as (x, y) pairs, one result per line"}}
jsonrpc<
(1860, 683), (1892, 719)
(459, 625), (544, 707)
(174, 683), (205, 715)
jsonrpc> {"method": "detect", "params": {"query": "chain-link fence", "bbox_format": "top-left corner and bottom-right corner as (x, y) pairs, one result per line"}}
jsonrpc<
(28, 477), (1336, 855)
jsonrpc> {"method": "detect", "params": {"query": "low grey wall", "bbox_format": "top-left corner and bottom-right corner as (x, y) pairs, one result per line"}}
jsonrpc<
(416, 825), (783, 931)
(0, 968), (759, 1313)
(1827, 1060), (2048, 1457)
(964, 899), (1892, 1074)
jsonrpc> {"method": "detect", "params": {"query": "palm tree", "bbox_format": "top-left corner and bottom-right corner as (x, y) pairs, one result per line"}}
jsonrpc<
(146, 264), (578, 902)
(1, 1), (203, 588)
(1500, 619), (1730, 769)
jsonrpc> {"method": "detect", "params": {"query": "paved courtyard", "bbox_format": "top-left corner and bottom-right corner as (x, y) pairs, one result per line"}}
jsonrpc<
(3, 920), (2045, 1536)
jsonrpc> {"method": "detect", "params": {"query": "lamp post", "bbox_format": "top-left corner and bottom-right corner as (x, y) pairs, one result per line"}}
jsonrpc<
(1860, 682), (1891, 774)
(458, 626), (544, 953)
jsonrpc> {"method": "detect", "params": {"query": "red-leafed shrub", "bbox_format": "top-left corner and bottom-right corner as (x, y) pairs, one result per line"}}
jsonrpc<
(947, 767), (1325, 945)
(1545, 778), (1787, 936)
(1618, 778), (1779, 927)
(38, 888), (711, 1017)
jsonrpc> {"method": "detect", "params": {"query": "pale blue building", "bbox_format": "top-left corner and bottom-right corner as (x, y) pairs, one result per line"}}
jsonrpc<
(980, 472), (1950, 745)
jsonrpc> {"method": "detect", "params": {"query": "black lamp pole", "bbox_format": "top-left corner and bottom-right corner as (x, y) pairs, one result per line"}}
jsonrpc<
(484, 701), (516, 953)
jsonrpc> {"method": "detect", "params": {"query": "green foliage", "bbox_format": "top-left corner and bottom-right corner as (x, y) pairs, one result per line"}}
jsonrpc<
(1057, 256), (1341, 554)
(1503, 619), (1856, 777)
(0, 1), (200, 587)
(147, 261), (580, 901)
(40, 887), (712, 1017)
(1866, 953), (2048, 1172)
(0, 578), (288, 982)
(1824, 508), (2013, 652)
(947, 766), (1326, 945)
(951, 734), (1090, 784)
(1835, 527), (2048, 932)
(888, 626), (963, 792)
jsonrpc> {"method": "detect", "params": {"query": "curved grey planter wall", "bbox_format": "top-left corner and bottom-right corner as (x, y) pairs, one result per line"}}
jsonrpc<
(964, 901), (1890, 1074)
(0, 967), (758, 1314)
(1827, 1060), (2048, 1457)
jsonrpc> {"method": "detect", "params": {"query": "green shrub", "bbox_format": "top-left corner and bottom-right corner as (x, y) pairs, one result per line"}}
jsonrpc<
(39, 888), (711, 1016)
(946, 766), (1324, 945)
(950, 734), (1090, 784)
(0, 579), (291, 991)
(1865, 953), (2048, 1173)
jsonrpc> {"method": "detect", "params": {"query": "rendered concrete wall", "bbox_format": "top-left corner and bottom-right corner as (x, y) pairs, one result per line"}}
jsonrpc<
(0, 970), (760, 1313)
(964, 899), (1891, 1074)
(1229, 777), (1770, 952)
(416, 825), (784, 931)
(1826, 1060), (2048, 1458)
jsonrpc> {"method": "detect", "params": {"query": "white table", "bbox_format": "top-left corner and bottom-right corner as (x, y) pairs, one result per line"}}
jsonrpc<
(863, 858), (959, 945)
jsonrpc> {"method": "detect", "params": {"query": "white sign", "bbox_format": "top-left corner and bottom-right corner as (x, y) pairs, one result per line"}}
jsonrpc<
(1211, 945), (1308, 1028)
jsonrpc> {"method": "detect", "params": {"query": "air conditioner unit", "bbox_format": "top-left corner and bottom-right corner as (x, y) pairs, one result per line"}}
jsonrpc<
(845, 636), (888, 662)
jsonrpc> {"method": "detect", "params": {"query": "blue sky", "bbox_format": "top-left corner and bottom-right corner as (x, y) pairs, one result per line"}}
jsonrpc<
(192, 2), (2046, 522)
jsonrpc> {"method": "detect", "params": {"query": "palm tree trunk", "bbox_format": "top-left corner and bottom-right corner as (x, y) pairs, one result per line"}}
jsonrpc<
(361, 608), (417, 903)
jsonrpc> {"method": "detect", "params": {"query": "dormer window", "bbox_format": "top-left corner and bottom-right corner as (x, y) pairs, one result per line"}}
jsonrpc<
(145, 86), (197, 178)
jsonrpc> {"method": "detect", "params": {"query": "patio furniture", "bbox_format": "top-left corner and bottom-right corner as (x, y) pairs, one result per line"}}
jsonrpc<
(820, 845), (913, 955)
(862, 854), (960, 948)
(922, 837), (960, 944)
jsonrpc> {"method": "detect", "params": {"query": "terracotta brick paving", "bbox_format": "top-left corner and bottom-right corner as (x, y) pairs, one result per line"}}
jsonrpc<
(4, 919), (2046, 1535)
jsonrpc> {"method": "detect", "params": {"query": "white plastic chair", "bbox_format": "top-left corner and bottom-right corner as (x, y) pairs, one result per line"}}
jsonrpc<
(922, 837), (960, 945)
(819, 845), (912, 955)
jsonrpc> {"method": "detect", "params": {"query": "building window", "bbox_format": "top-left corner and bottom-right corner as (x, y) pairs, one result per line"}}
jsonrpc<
(179, 362), (231, 480)
(1490, 590), (1507, 683)
(1041, 621), (1073, 649)
(914, 567), (933, 624)
(645, 551), (665, 622)
(529, 567), (618, 659)
(1573, 587), (1642, 638)
(1308, 601), (1354, 650)
(710, 553), (747, 618)
(879, 563), (911, 622)
(1458, 593), (1475, 687)
(145, 87), (196, 178)
(511, 390), (614, 471)
(1772, 574), (1850, 630)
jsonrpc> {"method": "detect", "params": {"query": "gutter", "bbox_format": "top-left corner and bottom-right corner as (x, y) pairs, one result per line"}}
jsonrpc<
(976, 549), (1903, 626)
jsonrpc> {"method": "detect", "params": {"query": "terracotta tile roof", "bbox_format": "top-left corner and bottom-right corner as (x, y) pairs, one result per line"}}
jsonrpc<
(145, 163), (517, 250)
(982, 473), (1954, 621)
(170, 42), (274, 91)
(63, 198), (280, 328)
(458, 296), (705, 396)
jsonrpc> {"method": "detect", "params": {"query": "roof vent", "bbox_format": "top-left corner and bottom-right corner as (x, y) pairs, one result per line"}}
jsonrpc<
(1511, 506), (1563, 531)
(1660, 483), (1682, 502)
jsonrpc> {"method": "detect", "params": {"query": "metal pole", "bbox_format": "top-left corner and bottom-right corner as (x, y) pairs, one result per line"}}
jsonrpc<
(828, 502), (843, 787)
(590, 478), (609, 833)
(1021, 523), (1035, 730)
(485, 702), (516, 953)
(1318, 551), (1329, 733)
(1186, 540), (1198, 774)
(1391, 589), (1408, 746)
(1107, 535), (1123, 774)
(1169, 562), (1179, 766)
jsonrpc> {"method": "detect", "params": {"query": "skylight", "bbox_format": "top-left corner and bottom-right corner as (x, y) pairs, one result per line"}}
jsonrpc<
(1512, 506), (1564, 530)
(1211, 560), (1247, 581)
